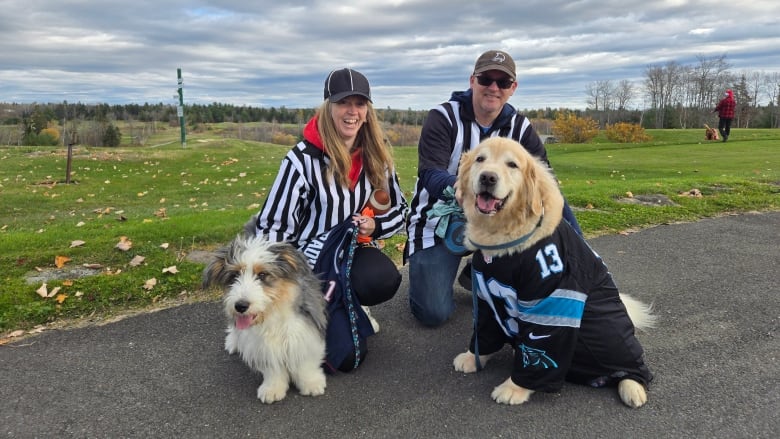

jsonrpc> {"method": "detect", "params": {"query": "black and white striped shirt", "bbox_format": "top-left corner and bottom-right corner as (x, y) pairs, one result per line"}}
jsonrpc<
(256, 140), (407, 267)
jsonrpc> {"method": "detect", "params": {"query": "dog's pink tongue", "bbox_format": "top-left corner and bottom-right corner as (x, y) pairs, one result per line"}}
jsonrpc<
(235, 315), (253, 330)
(477, 194), (500, 212)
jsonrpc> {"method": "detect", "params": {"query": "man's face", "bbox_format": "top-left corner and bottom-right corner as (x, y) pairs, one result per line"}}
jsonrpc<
(470, 70), (517, 120)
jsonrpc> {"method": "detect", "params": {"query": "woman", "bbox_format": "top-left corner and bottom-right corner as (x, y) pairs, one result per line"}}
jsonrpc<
(254, 68), (407, 370)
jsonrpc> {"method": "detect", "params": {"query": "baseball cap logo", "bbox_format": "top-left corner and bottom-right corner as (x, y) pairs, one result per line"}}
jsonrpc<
(492, 52), (506, 63)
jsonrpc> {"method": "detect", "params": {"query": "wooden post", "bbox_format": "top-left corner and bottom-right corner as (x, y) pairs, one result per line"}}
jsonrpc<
(65, 133), (76, 184)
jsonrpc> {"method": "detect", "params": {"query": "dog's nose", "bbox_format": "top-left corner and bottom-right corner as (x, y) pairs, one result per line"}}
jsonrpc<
(234, 300), (249, 313)
(479, 171), (498, 187)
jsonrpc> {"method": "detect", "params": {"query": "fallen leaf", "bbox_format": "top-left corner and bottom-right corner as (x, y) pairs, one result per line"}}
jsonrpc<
(159, 243), (169, 249)
(115, 236), (132, 251)
(143, 278), (158, 290)
(76, 221), (86, 227)
(47, 286), (61, 298)
(70, 240), (86, 248)
(75, 291), (84, 297)
(154, 208), (167, 218)
(55, 255), (71, 268)
(55, 294), (68, 304)
(83, 263), (103, 269)
(162, 266), (179, 274)
(62, 280), (73, 286)
(36, 283), (48, 298)
(625, 191), (634, 198)
(9, 330), (25, 338)
(129, 255), (145, 267)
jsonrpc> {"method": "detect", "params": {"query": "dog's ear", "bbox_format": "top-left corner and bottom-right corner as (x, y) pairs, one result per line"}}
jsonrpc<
(201, 240), (241, 289)
(270, 242), (311, 279)
(522, 156), (545, 217)
(456, 149), (476, 196)
(242, 215), (259, 238)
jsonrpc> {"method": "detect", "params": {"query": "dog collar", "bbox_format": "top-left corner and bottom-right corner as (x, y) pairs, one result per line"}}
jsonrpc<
(467, 206), (544, 251)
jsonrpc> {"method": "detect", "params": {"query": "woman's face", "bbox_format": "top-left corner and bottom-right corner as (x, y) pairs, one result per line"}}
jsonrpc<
(330, 96), (368, 147)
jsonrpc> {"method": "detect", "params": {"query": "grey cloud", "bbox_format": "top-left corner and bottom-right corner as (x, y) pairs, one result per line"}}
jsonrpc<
(0, 0), (778, 109)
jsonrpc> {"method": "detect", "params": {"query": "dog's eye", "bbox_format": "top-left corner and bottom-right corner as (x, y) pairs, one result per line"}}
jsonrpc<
(256, 272), (269, 283)
(506, 161), (518, 169)
(475, 155), (485, 163)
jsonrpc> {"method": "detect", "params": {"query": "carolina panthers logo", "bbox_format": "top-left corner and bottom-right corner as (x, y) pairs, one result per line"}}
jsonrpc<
(519, 344), (558, 369)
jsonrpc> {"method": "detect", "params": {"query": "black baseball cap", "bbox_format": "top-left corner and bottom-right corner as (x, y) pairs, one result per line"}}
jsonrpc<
(324, 68), (372, 102)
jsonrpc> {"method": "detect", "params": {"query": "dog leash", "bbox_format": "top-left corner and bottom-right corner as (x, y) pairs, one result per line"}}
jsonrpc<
(472, 267), (483, 371)
(343, 228), (362, 371)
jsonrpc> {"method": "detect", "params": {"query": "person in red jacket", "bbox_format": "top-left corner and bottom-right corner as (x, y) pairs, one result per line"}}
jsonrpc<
(713, 89), (736, 142)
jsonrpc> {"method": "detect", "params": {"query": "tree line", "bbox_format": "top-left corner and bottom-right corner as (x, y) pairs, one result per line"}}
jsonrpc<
(2, 54), (778, 146)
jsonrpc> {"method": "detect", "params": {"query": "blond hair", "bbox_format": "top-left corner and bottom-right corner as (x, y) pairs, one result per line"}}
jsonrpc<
(316, 100), (393, 189)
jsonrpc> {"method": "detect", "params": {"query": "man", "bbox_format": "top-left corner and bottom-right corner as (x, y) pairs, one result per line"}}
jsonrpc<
(405, 49), (582, 327)
(713, 89), (735, 142)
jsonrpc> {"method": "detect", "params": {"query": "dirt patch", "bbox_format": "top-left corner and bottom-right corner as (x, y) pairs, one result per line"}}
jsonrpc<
(617, 194), (677, 206)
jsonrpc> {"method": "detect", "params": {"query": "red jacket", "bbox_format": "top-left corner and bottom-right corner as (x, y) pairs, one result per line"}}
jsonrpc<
(714, 89), (736, 119)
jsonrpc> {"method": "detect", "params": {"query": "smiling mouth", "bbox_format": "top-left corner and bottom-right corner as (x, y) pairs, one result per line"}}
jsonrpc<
(476, 192), (507, 215)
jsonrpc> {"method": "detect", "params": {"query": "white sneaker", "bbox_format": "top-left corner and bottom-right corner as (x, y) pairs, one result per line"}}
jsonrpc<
(362, 306), (380, 333)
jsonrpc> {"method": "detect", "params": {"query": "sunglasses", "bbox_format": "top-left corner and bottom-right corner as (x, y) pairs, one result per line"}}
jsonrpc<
(475, 75), (514, 89)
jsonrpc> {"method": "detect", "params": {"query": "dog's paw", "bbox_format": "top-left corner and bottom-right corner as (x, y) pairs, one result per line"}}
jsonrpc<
(453, 350), (493, 373)
(295, 370), (327, 397)
(618, 379), (648, 408)
(257, 381), (289, 404)
(453, 351), (478, 373)
(491, 377), (534, 405)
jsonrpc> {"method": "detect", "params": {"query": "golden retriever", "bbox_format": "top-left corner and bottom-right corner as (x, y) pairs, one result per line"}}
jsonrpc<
(453, 137), (654, 408)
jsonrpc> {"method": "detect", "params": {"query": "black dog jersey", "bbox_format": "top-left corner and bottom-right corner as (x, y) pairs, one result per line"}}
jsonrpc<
(470, 221), (652, 392)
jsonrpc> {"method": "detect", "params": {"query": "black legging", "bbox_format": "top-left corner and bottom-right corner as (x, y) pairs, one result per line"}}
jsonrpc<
(350, 246), (401, 306)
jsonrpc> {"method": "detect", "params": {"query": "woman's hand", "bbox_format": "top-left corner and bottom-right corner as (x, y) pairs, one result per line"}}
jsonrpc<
(352, 214), (376, 237)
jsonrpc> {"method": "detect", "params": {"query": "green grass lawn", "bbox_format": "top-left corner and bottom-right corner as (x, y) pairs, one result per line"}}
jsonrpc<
(1, 128), (778, 335)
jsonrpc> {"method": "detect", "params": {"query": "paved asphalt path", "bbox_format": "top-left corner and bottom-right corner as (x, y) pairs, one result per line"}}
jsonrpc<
(2, 212), (778, 438)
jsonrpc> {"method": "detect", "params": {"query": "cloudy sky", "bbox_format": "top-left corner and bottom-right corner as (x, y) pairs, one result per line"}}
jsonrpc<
(2, 0), (779, 111)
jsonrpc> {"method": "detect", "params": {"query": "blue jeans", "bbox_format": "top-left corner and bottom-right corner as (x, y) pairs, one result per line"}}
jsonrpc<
(408, 242), (463, 327)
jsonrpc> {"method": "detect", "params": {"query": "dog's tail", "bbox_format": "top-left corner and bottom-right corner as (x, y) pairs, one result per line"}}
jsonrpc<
(619, 293), (657, 331)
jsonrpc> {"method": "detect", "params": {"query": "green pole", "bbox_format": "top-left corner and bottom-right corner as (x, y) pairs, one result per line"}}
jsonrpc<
(177, 68), (186, 147)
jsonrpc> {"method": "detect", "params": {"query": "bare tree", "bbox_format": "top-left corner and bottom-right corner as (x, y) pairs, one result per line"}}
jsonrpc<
(763, 72), (780, 128)
(615, 80), (635, 110)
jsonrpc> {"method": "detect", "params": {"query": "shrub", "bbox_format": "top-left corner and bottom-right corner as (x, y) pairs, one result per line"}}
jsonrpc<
(605, 122), (652, 143)
(103, 123), (122, 147)
(40, 127), (61, 142)
(551, 112), (599, 143)
(23, 132), (59, 146)
(271, 132), (297, 146)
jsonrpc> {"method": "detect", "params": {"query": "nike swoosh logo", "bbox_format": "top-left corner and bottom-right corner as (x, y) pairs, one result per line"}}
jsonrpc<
(528, 333), (551, 340)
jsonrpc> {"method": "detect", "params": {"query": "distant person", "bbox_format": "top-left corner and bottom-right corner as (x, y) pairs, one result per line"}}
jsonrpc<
(405, 49), (583, 327)
(713, 89), (735, 142)
(254, 68), (408, 371)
